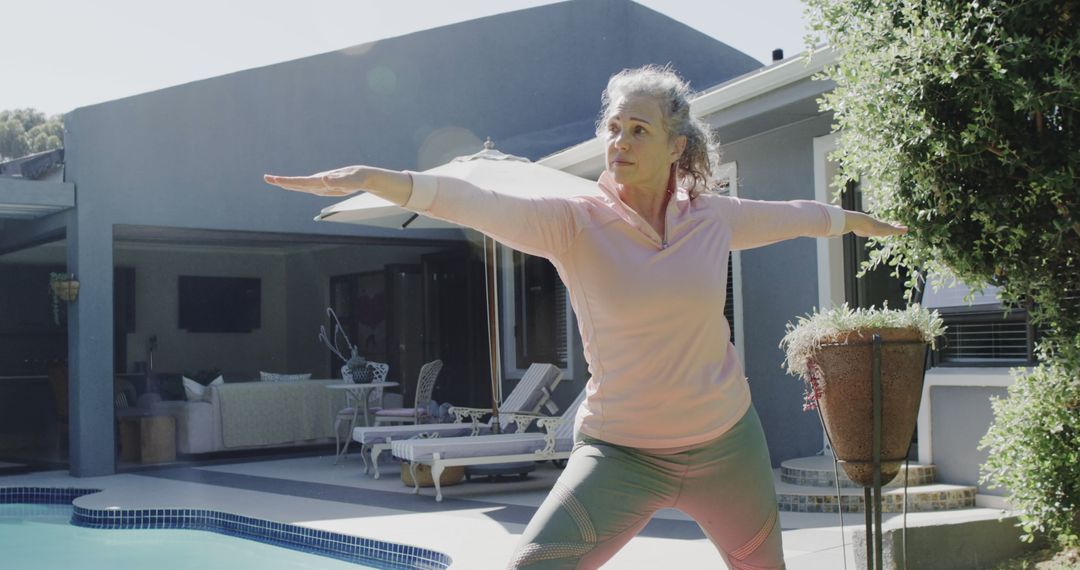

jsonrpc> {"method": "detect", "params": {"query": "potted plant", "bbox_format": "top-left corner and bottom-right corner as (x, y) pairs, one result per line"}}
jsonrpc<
(780, 303), (944, 486)
(341, 349), (373, 384)
(319, 308), (373, 383)
(48, 272), (79, 325)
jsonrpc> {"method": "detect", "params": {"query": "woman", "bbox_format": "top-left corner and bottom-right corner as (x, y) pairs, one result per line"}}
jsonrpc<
(266, 65), (905, 569)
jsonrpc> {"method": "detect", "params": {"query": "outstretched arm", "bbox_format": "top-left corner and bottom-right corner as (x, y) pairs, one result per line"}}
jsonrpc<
(265, 165), (411, 204)
(264, 166), (581, 258)
(718, 196), (906, 250)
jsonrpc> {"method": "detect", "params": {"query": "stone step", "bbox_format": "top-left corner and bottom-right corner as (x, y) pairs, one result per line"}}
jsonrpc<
(774, 470), (976, 513)
(780, 455), (936, 489)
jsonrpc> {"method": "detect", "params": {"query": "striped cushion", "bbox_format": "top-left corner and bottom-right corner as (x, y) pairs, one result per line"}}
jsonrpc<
(259, 371), (312, 383)
(498, 364), (562, 430)
(391, 433), (575, 462)
(355, 423), (481, 445)
(337, 407), (384, 416)
(375, 407), (421, 418)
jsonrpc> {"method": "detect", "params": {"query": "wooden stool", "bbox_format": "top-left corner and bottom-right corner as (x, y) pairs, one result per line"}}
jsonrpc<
(118, 414), (176, 464)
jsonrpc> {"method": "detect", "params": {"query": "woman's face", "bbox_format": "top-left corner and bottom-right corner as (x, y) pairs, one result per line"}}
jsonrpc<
(603, 94), (684, 191)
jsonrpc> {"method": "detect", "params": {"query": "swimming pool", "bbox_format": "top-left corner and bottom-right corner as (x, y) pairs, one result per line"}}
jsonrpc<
(1, 488), (451, 570)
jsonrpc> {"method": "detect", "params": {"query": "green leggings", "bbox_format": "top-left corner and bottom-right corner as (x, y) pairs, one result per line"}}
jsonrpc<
(507, 406), (785, 569)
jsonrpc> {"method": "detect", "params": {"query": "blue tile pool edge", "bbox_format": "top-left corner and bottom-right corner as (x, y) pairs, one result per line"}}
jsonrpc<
(0, 487), (452, 570)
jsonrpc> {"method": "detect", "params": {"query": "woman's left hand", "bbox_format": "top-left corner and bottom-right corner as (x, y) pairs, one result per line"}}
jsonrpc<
(844, 211), (908, 237)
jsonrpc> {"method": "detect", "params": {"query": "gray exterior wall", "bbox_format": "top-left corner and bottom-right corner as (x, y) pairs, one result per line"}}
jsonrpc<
(718, 114), (836, 465)
(930, 386), (1007, 495)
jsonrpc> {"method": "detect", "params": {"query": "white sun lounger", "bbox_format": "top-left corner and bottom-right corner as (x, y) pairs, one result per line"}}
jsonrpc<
(352, 363), (563, 478)
(391, 389), (586, 501)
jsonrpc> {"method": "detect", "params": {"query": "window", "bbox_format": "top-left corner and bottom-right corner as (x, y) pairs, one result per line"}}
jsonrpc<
(511, 251), (568, 370)
(715, 162), (742, 355)
(725, 255), (735, 346)
(814, 132), (910, 312)
(501, 247), (571, 379)
(932, 307), (1036, 366)
(839, 180), (910, 310)
(925, 286), (1075, 367)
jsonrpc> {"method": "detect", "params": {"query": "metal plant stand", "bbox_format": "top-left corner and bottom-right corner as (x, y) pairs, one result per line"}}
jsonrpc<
(816, 334), (927, 570)
(867, 334), (886, 569)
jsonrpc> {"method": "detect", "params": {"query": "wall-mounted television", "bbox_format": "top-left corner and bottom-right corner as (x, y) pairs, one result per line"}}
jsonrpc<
(178, 276), (261, 333)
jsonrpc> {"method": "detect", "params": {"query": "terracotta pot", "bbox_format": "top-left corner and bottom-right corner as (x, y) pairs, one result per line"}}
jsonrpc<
(51, 280), (80, 302)
(401, 463), (465, 488)
(812, 327), (926, 487)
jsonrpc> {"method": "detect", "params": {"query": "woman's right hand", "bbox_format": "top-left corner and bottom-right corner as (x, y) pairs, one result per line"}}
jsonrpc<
(844, 210), (908, 238)
(263, 165), (371, 197)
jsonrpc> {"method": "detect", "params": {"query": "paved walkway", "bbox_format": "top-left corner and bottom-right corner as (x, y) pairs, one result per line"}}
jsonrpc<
(0, 454), (1011, 568)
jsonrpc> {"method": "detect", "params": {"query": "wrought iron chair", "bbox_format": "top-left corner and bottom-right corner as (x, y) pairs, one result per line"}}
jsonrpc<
(373, 359), (443, 426)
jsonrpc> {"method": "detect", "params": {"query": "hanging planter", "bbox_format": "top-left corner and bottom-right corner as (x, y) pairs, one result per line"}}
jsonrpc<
(780, 303), (944, 486)
(48, 272), (80, 325)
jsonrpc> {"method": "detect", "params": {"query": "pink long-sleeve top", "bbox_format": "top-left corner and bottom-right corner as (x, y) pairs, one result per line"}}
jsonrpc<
(404, 170), (846, 448)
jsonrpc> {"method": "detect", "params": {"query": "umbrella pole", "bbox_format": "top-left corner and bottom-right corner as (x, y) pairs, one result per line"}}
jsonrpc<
(484, 235), (503, 433)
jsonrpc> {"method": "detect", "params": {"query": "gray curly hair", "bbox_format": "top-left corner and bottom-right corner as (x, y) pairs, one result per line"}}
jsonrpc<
(595, 64), (721, 199)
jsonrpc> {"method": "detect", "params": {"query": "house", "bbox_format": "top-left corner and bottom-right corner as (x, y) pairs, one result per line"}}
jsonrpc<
(0, 0), (762, 477)
(0, 1), (1024, 511)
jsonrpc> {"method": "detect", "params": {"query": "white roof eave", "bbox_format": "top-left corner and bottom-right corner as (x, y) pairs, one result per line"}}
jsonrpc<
(0, 177), (75, 220)
(539, 46), (838, 174)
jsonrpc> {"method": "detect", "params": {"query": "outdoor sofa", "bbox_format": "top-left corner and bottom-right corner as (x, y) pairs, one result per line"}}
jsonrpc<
(148, 377), (346, 454)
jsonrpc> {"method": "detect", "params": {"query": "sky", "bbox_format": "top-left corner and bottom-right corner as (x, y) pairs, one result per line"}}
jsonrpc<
(1, 0), (811, 116)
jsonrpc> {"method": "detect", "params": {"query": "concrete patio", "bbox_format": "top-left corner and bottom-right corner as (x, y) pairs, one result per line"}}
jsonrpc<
(0, 450), (1018, 569)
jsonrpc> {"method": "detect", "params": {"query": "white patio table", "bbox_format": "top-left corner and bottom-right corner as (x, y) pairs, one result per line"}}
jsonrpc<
(327, 381), (399, 462)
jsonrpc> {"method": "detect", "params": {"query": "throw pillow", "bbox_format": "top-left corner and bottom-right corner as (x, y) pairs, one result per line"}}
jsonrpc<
(259, 371), (312, 383)
(182, 375), (224, 401)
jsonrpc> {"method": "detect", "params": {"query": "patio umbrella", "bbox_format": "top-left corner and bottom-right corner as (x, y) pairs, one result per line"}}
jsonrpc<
(316, 139), (600, 429)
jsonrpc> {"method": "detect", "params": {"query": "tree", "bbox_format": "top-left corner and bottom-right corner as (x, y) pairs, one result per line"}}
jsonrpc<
(807, 0), (1079, 547)
(0, 108), (64, 161)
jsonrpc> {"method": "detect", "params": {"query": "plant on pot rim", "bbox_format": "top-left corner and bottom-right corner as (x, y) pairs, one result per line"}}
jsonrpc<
(780, 303), (944, 486)
(781, 303), (944, 410)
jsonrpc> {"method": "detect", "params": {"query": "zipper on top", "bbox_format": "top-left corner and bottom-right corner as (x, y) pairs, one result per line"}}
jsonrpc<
(661, 191), (672, 249)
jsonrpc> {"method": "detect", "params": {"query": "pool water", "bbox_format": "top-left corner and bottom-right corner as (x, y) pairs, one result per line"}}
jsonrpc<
(1, 504), (380, 569)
